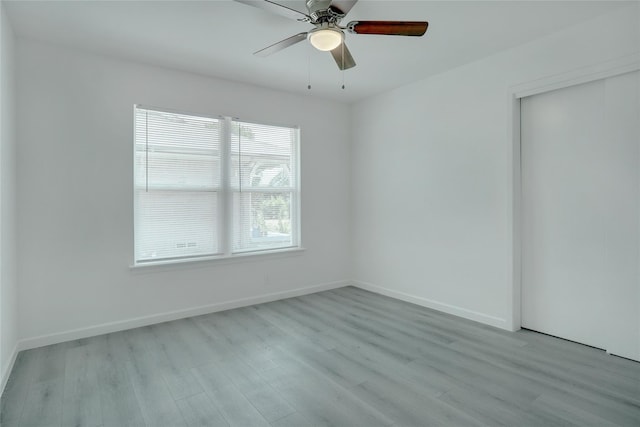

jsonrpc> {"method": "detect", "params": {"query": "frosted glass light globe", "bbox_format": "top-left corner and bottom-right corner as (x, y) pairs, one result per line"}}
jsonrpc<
(308, 28), (344, 51)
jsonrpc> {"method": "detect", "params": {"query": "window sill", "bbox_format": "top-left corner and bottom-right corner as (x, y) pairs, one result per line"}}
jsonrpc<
(129, 247), (306, 272)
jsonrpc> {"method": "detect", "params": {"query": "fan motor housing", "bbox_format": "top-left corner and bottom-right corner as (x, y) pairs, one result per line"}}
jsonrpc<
(306, 0), (332, 13)
(306, 0), (344, 24)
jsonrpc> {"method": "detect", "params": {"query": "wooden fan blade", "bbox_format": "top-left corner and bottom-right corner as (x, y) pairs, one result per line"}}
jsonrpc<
(254, 33), (308, 57)
(347, 21), (428, 36)
(329, 0), (358, 16)
(330, 43), (356, 70)
(234, 0), (310, 21)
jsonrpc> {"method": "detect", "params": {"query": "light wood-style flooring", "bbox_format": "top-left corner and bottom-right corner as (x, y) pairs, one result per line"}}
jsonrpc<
(2, 286), (639, 426)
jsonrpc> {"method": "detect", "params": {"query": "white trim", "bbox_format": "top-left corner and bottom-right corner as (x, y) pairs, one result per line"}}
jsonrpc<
(130, 246), (305, 271)
(221, 117), (232, 256)
(511, 53), (640, 99)
(133, 107), (302, 265)
(507, 54), (640, 331)
(506, 91), (522, 332)
(15, 280), (349, 352)
(352, 280), (509, 330)
(293, 126), (301, 248)
(135, 104), (223, 121)
(1, 342), (19, 397)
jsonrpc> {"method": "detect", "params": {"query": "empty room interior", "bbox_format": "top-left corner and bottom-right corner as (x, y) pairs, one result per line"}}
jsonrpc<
(1, 0), (639, 426)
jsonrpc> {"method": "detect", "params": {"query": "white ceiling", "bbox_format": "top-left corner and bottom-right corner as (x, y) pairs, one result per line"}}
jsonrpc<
(4, 0), (631, 103)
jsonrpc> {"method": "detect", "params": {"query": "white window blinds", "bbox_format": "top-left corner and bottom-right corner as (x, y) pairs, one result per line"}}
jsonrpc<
(134, 106), (300, 264)
(231, 121), (298, 253)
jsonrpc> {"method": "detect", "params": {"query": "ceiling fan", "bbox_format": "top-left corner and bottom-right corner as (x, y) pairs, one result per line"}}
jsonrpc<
(235, 0), (429, 70)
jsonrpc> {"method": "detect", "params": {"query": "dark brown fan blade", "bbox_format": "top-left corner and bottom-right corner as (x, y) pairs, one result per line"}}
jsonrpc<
(347, 21), (428, 36)
(235, 0), (310, 21)
(330, 43), (356, 70)
(254, 32), (308, 57)
(329, 0), (358, 16)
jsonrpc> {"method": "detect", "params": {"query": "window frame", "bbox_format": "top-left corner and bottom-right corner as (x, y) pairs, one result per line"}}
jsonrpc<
(132, 105), (302, 267)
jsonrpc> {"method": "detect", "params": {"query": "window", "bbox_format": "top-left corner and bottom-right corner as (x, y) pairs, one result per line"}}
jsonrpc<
(134, 106), (300, 264)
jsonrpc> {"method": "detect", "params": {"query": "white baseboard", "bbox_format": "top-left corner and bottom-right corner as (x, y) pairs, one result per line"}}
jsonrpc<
(11, 278), (508, 369)
(17, 280), (349, 352)
(1, 342), (19, 397)
(352, 280), (509, 330)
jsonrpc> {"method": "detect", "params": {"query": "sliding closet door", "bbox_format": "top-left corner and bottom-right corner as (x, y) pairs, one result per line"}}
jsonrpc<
(521, 71), (640, 361)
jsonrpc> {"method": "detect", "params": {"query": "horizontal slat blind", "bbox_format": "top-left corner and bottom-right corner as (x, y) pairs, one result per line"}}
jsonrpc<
(134, 107), (300, 264)
(231, 121), (298, 253)
(134, 107), (221, 262)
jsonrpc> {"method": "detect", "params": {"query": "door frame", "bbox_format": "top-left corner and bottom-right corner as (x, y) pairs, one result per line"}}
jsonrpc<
(506, 53), (640, 331)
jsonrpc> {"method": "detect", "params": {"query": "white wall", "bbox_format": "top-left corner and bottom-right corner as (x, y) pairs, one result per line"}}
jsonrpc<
(11, 3), (639, 351)
(1, 1), (18, 390)
(16, 39), (351, 345)
(351, 4), (640, 330)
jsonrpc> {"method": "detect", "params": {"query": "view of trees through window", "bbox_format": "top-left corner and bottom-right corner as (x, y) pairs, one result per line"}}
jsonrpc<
(231, 121), (296, 252)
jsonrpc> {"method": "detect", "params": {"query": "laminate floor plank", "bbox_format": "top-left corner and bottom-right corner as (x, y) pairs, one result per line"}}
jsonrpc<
(519, 328), (640, 381)
(422, 336), (640, 426)
(225, 306), (288, 342)
(325, 289), (529, 349)
(191, 316), (240, 361)
(61, 345), (102, 427)
(300, 293), (459, 355)
(437, 384), (555, 427)
(91, 334), (147, 427)
(275, 337), (454, 425)
(175, 392), (228, 427)
(274, 297), (418, 363)
(18, 379), (64, 427)
(330, 343), (456, 397)
(410, 347), (545, 414)
(337, 286), (525, 345)
(333, 286), (466, 326)
(141, 324), (190, 370)
(192, 362), (271, 427)
(415, 339), (636, 426)
(31, 342), (74, 385)
(450, 332), (640, 399)
(532, 394), (619, 427)
(124, 347), (186, 427)
(201, 310), (258, 347)
(151, 319), (217, 369)
(249, 303), (338, 351)
(299, 304), (423, 363)
(141, 330), (204, 401)
(268, 411), (313, 427)
(275, 339), (372, 388)
(350, 376), (482, 427)
(215, 357), (296, 422)
(163, 369), (204, 402)
(448, 338), (640, 413)
(538, 386), (640, 427)
(3, 286), (639, 427)
(194, 314), (280, 372)
(315, 291), (457, 345)
(515, 339), (640, 392)
(142, 322), (210, 400)
(1, 349), (41, 426)
(259, 360), (394, 427)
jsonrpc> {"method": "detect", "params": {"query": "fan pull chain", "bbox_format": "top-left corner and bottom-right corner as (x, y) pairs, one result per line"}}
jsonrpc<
(307, 45), (312, 90)
(341, 42), (345, 90)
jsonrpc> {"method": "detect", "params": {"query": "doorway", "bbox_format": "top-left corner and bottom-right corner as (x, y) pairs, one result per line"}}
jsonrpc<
(520, 71), (640, 361)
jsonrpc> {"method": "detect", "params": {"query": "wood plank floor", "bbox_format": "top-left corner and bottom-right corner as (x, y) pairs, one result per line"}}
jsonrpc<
(2, 286), (639, 426)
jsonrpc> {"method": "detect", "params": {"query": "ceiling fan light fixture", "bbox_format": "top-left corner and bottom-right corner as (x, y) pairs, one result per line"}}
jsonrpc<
(308, 27), (344, 51)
